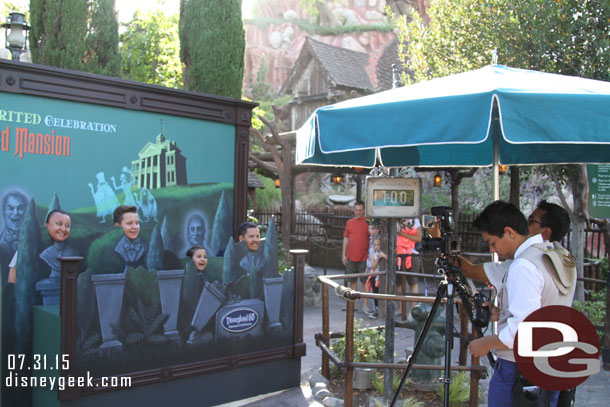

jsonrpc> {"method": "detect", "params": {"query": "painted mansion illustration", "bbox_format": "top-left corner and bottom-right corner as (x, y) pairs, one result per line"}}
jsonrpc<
(132, 133), (187, 190)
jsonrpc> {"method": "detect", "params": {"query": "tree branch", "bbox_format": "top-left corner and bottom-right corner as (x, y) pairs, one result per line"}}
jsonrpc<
(250, 127), (284, 172)
(551, 171), (574, 218)
(259, 115), (285, 149)
(249, 154), (278, 173)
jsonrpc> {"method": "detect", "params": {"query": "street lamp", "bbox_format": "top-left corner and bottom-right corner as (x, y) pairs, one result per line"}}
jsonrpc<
(2, 12), (30, 61)
(331, 173), (344, 185)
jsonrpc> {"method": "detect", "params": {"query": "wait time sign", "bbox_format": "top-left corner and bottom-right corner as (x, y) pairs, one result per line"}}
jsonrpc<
(588, 164), (610, 218)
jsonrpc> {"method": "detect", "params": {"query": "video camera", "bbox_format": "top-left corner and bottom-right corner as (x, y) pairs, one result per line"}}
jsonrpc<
(419, 206), (460, 255)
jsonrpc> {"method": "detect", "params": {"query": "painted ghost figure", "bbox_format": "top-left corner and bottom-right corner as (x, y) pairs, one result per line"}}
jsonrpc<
(88, 172), (120, 223)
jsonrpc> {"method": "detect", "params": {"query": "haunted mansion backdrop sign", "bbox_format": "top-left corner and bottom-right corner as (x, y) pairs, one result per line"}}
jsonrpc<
(0, 61), (303, 407)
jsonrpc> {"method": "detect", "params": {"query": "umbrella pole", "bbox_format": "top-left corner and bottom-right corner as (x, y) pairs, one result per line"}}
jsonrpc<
(492, 118), (500, 201)
(384, 218), (397, 403)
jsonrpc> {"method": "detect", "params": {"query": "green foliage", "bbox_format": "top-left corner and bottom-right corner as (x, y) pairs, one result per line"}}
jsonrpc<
(120, 9), (182, 87)
(458, 168), (510, 214)
(394, 0), (610, 84)
(29, 0), (88, 69)
(573, 287), (606, 343)
(254, 175), (282, 211)
(0, 1), (27, 18)
(250, 53), (276, 102)
(222, 236), (237, 284)
(126, 267), (161, 309)
(247, 17), (393, 36)
(436, 371), (471, 406)
(210, 190), (233, 256)
(114, 298), (169, 346)
(600, 257), (609, 281)
(160, 215), (171, 250)
(14, 198), (43, 356)
(331, 320), (386, 364)
(30, 0), (120, 75)
(250, 94), (292, 133)
(147, 223), (164, 271)
(179, 260), (205, 333)
(180, 0), (245, 99)
(371, 370), (411, 398)
(76, 269), (97, 340)
(86, 227), (125, 274)
(83, 0), (121, 76)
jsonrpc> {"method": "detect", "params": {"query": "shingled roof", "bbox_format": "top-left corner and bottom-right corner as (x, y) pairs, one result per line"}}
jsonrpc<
(248, 171), (265, 189)
(307, 37), (373, 90)
(281, 37), (374, 94)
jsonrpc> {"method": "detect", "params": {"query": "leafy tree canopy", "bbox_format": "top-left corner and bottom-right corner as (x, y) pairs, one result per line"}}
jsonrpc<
(179, 0), (245, 99)
(120, 9), (182, 88)
(394, 0), (610, 84)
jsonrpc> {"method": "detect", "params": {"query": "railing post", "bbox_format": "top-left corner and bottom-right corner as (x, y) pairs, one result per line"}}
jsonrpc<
(344, 299), (355, 407)
(290, 249), (308, 353)
(321, 281), (330, 378)
(469, 320), (481, 407)
(59, 257), (83, 379)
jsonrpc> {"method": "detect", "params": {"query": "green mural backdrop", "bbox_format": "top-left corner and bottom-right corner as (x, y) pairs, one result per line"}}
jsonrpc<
(1, 90), (294, 407)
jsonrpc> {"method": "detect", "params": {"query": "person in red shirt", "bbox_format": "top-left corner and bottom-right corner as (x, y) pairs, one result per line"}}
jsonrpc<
(342, 200), (370, 305)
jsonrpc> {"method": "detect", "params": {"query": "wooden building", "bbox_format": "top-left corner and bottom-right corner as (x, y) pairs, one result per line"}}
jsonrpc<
(280, 37), (374, 130)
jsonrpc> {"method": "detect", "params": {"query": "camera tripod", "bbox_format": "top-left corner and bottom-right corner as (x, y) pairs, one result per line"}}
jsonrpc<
(390, 256), (495, 407)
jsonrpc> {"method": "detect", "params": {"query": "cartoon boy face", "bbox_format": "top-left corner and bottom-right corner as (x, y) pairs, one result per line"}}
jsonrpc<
(116, 212), (140, 240)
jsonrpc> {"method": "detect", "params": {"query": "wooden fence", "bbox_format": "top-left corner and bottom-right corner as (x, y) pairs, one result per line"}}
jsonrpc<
(253, 209), (607, 258)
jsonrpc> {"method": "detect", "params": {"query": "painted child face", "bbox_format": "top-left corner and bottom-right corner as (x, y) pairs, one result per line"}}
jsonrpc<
(368, 225), (379, 237)
(373, 240), (381, 252)
(239, 227), (260, 251)
(46, 212), (71, 242)
(192, 249), (208, 271)
(117, 212), (140, 240)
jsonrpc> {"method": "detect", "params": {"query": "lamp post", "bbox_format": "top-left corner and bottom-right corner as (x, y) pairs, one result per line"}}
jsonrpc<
(2, 12), (30, 61)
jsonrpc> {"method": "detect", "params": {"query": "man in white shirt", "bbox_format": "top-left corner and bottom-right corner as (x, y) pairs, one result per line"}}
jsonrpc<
(467, 201), (574, 407)
(459, 200), (571, 284)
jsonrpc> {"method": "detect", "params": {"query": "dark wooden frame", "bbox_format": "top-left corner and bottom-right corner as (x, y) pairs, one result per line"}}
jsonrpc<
(0, 60), (305, 400)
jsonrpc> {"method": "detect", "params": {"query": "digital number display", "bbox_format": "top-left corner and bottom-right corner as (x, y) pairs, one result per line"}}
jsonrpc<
(372, 189), (414, 207)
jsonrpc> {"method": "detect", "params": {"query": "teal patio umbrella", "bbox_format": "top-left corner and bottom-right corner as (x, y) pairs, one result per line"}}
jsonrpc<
(296, 65), (610, 173)
(296, 65), (610, 404)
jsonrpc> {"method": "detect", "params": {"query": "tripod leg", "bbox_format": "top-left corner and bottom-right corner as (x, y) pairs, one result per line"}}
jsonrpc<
(440, 283), (455, 407)
(390, 281), (447, 407)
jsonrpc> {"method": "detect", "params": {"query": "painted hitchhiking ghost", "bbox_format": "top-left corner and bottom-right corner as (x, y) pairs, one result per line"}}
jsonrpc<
(88, 172), (120, 223)
(0, 190), (27, 252)
(111, 167), (138, 207)
(137, 187), (158, 222)
(37, 210), (79, 305)
(0, 190), (27, 286)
